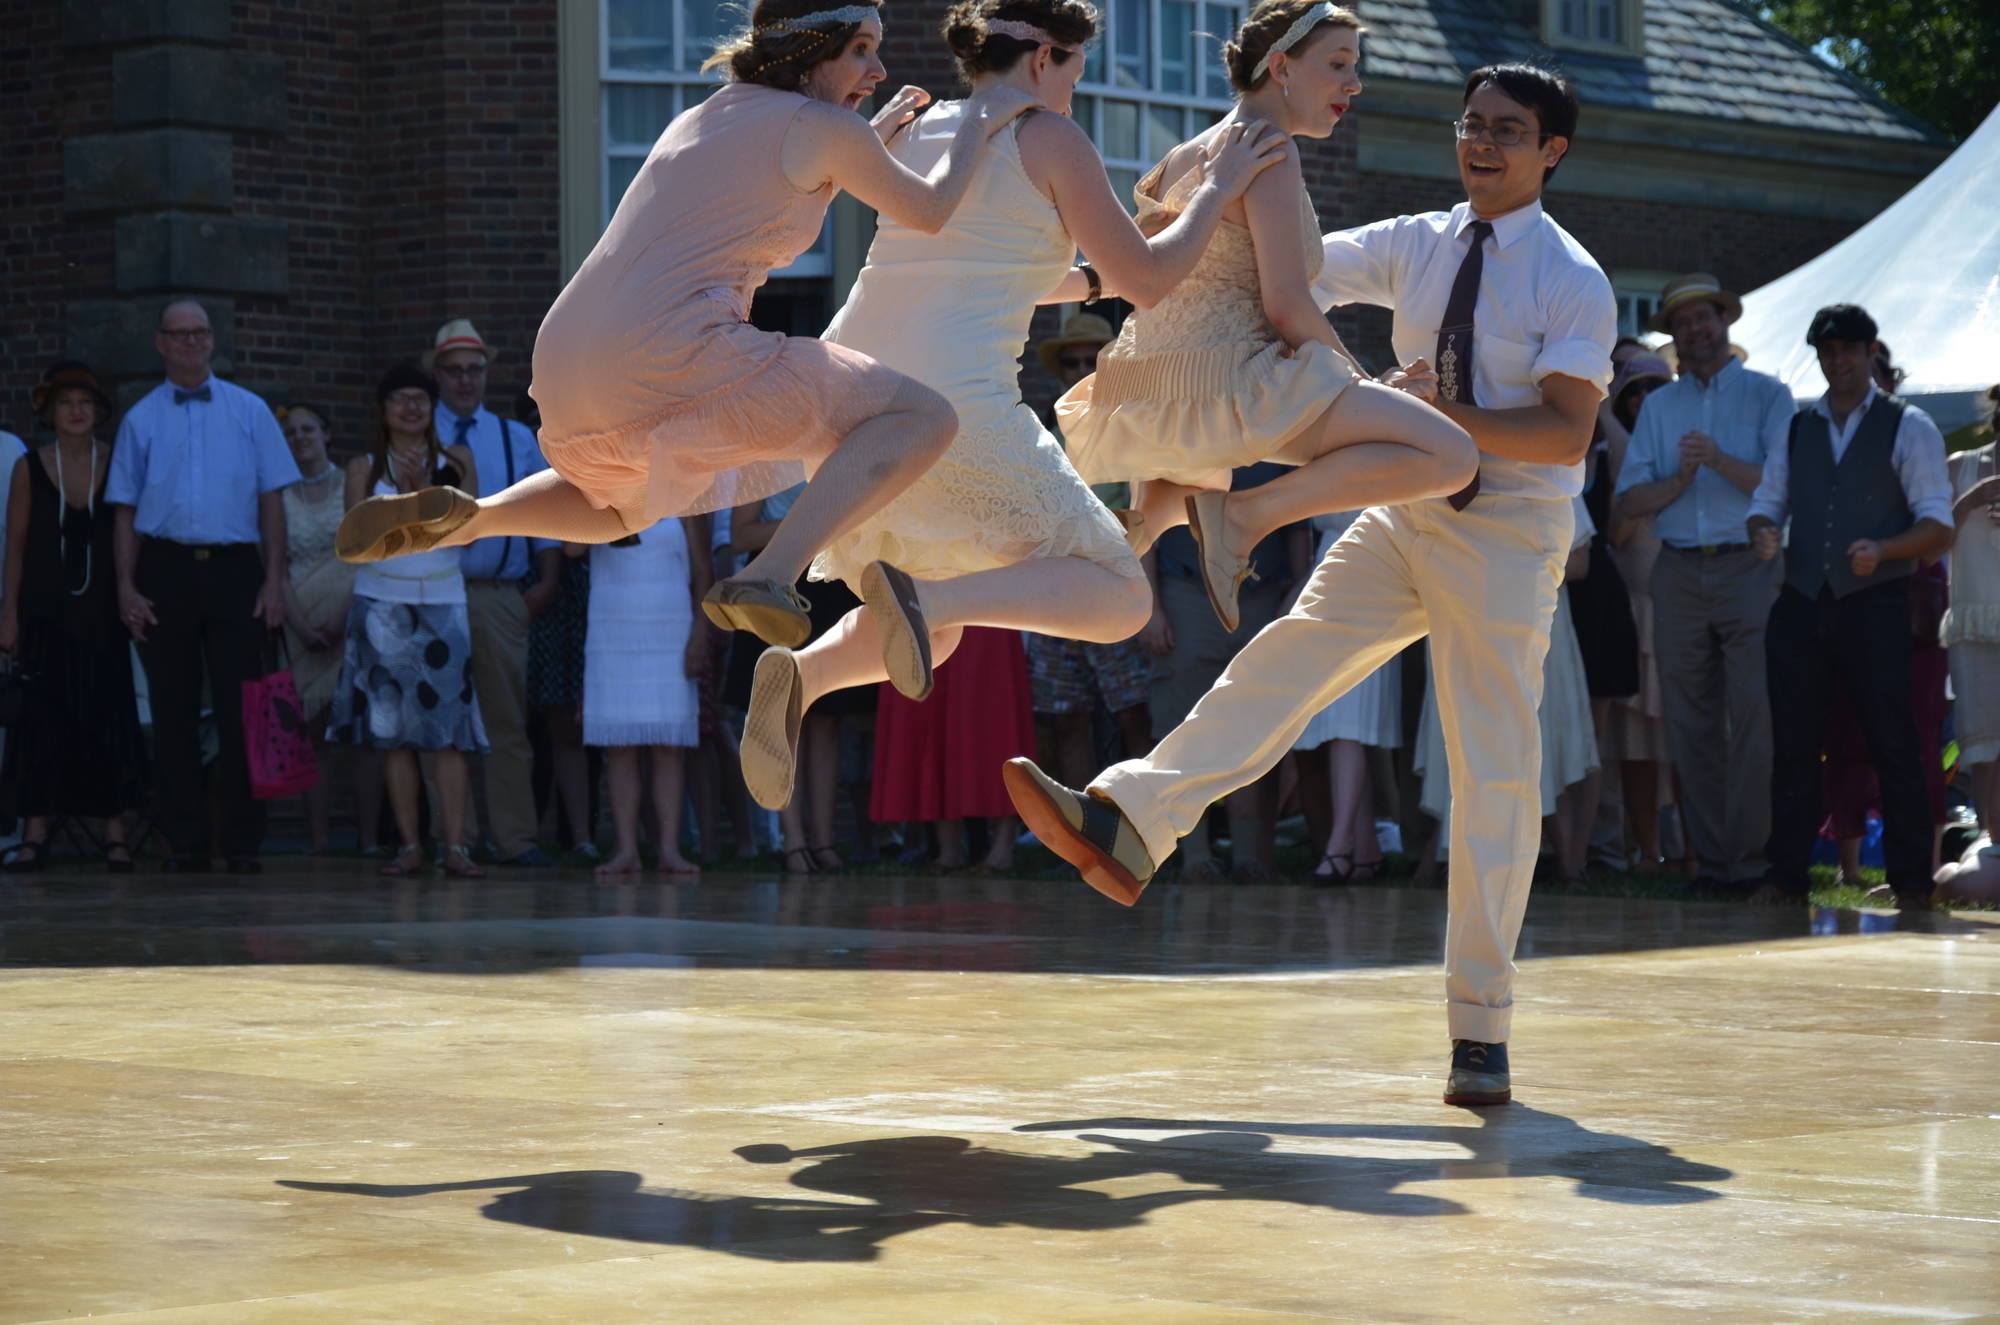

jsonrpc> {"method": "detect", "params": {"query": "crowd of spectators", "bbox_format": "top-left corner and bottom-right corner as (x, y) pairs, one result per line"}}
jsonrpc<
(0, 278), (1992, 907)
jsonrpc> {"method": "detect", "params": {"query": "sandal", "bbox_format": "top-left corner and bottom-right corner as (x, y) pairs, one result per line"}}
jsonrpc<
(782, 846), (817, 876)
(105, 843), (135, 874)
(1312, 852), (1353, 884)
(442, 843), (486, 878)
(378, 844), (426, 877)
(810, 844), (843, 872)
(701, 579), (812, 648)
(1350, 859), (1383, 883)
(3, 841), (47, 873)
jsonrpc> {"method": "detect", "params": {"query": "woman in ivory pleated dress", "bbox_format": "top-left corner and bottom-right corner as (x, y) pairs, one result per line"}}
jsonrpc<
(734, 0), (1292, 811)
(1059, 0), (1476, 632)
(335, 0), (1038, 698)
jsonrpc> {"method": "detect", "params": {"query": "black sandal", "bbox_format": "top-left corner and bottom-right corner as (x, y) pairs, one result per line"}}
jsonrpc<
(809, 844), (843, 872)
(3, 841), (47, 873)
(782, 846), (816, 875)
(1312, 852), (1353, 885)
(105, 843), (135, 874)
(1350, 859), (1383, 883)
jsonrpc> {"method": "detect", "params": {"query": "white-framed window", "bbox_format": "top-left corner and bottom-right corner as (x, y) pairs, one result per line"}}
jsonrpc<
(1543, 0), (1643, 57)
(1073, 0), (1245, 210)
(1615, 288), (1661, 341)
(601, 0), (833, 277)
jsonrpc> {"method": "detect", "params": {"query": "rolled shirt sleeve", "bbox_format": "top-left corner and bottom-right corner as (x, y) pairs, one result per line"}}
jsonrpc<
(1746, 414), (1794, 528)
(1529, 268), (1617, 399)
(1755, 375), (1795, 466)
(251, 399), (303, 494)
(1314, 215), (1414, 311)
(1896, 405), (1955, 528)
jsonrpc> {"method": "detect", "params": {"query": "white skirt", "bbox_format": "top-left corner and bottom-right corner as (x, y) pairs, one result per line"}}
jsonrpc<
(584, 521), (698, 748)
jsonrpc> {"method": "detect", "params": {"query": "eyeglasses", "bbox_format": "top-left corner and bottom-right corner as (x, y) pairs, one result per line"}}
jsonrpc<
(386, 390), (433, 408)
(435, 362), (488, 380)
(159, 328), (214, 344)
(1058, 353), (1097, 371)
(1453, 117), (1547, 148)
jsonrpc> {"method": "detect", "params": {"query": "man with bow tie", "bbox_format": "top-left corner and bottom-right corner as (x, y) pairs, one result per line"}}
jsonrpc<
(108, 298), (301, 873)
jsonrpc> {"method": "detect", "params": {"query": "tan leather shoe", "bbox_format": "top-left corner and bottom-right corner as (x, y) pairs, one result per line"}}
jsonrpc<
(741, 648), (803, 811)
(702, 579), (812, 648)
(335, 486), (478, 564)
(1002, 757), (1156, 907)
(1183, 491), (1257, 633)
(861, 561), (934, 701)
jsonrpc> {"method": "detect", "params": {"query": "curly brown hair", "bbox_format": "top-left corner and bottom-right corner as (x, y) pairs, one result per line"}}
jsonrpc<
(1222, 0), (1363, 94)
(943, 0), (1099, 83)
(703, 0), (885, 90)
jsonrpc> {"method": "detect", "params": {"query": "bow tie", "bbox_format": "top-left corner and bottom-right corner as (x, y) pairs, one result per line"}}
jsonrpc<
(174, 385), (213, 405)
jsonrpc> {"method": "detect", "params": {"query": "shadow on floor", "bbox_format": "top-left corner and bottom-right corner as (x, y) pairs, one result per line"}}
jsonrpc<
(278, 1107), (1730, 1263)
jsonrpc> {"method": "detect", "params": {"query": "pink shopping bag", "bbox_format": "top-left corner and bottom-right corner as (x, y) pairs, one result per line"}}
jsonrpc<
(244, 634), (319, 800)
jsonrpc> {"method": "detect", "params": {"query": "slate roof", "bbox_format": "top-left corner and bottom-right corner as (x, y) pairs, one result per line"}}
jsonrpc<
(1360, 0), (1943, 144)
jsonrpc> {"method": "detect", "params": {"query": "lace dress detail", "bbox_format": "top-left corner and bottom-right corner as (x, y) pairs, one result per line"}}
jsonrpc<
(530, 81), (907, 526)
(1058, 152), (1358, 491)
(811, 106), (1140, 590)
(282, 476), (355, 715)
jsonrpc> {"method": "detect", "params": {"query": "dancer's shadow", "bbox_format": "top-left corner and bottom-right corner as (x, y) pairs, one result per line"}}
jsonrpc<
(278, 1108), (1727, 1263)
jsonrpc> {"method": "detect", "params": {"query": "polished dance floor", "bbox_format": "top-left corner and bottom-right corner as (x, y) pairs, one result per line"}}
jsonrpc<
(3, 866), (1997, 1322)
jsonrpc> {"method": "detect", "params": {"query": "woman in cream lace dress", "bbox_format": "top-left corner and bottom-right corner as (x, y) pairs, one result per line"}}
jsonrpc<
(1058, 0), (1475, 631)
(735, 0), (1287, 810)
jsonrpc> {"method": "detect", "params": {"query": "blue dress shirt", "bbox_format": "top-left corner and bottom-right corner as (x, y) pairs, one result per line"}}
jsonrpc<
(106, 377), (300, 545)
(436, 403), (555, 581)
(1612, 359), (1793, 548)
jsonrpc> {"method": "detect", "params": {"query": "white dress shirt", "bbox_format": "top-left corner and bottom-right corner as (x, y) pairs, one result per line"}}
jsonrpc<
(1315, 200), (1617, 501)
(1746, 384), (1954, 530)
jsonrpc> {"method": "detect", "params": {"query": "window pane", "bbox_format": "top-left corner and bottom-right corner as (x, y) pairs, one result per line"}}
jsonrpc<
(1085, 30), (1107, 83)
(607, 0), (674, 72)
(606, 84), (678, 148)
(1114, 0), (1149, 88)
(682, 0), (731, 71)
(1147, 103), (1183, 160)
(1072, 93), (1098, 140)
(1595, 0), (1621, 43)
(1108, 168), (1141, 214)
(1202, 4), (1235, 98)
(1160, 0), (1195, 93)
(1103, 99), (1141, 161)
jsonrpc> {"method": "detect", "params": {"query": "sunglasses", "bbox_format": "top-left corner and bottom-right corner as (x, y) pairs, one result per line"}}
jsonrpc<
(1058, 353), (1097, 370)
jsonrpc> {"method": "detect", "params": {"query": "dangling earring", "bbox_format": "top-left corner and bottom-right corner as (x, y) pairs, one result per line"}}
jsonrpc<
(1280, 79), (1291, 101)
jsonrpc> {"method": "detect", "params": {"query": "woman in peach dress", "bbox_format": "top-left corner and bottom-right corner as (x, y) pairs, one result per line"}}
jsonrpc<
(336, 0), (1034, 696)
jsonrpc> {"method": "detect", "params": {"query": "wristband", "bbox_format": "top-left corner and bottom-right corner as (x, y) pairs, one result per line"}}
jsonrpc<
(1080, 264), (1102, 305)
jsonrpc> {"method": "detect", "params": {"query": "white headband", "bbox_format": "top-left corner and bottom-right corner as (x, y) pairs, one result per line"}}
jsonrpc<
(984, 17), (1082, 53)
(757, 5), (883, 33)
(1250, 1), (1336, 82)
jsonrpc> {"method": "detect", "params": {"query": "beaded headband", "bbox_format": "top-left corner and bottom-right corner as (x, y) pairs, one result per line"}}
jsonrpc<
(755, 4), (882, 33)
(1250, 1), (1336, 82)
(983, 17), (1082, 53)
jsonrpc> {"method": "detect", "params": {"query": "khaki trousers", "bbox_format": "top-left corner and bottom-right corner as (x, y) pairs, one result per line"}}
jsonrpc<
(1093, 495), (1572, 1043)
(465, 580), (537, 859)
(1649, 546), (1777, 881)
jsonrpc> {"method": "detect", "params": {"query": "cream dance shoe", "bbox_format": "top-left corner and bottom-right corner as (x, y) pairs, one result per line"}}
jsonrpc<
(1183, 491), (1258, 633)
(740, 647), (804, 811)
(335, 486), (478, 564)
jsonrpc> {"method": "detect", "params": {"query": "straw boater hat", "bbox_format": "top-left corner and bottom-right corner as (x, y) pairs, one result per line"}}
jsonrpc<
(1647, 273), (1743, 334)
(1036, 312), (1115, 375)
(423, 318), (500, 370)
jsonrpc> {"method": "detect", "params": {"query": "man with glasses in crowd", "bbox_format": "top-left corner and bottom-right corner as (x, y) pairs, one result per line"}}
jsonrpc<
(1006, 64), (1615, 1110)
(109, 299), (301, 872)
(1611, 274), (1792, 892)
(428, 319), (561, 867)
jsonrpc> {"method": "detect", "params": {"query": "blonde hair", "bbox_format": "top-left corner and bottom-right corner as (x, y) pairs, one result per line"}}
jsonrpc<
(1222, 0), (1363, 93)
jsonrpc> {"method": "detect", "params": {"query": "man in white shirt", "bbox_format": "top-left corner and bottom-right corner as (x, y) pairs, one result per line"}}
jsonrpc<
(1747, 304), (1954, 909)
(1007, 64), (1615, 1108)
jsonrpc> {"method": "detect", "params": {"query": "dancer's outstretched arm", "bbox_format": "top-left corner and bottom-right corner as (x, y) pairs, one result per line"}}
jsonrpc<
(1028, 117), (1287, 309)
(784, 84), (1037, 234)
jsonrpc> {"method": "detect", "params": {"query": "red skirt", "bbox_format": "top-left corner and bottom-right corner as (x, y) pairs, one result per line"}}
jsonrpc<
(871, 627), (1035, 822)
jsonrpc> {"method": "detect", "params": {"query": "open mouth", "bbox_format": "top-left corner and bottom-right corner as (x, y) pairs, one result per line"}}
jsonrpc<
(1329, 103), (1348, 116)
(1467, 159), (1504, 177)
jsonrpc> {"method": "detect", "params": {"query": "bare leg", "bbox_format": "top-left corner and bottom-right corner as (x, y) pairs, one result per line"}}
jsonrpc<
(1050, 711), (1096, 790)
(1220, 380), (1478, 556)
(597, 747), (642, 877)
(435, 752), (471, 852)
(1322, 738), (1369, 877)
(980, 815), (1017, 871)
(1130, 479), (1204, 550)
(383, 751), (423, 847)
(354, 748), (385, 851)
(1623, 758), (1662, 869)
(736, 378), (957, 586)
(1113, 704), (1153, 762)
(794, 608), (966, 710)
(431, 470), (634, 548)
(914, 557), (1153, 643)
(545, 706), (592, 850)
(1975, 761), (1997, 841)
(935, 819), (969, 870)
(804, 714), (841, 866)
(650, 747), (697, 873)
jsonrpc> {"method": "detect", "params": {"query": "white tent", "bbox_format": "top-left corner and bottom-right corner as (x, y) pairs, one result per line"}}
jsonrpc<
(1734, 102), (2000, 432)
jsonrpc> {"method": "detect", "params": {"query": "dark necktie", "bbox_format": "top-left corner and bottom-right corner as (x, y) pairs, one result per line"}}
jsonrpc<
(174, 385), (212, 405)
(1435, 219), (1491, 511)
(453, 414), (475, 447)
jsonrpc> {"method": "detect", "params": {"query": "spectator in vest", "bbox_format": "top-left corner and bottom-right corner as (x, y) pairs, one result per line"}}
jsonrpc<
(1612, 273), (1792, 890)
(1748, 304), (1954, 909)
(426, 319), (561, 867)
(108, 299), (300, 873)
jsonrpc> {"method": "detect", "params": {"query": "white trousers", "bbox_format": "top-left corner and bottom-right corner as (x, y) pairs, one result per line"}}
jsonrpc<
(1093, 494), (1573, 1043)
